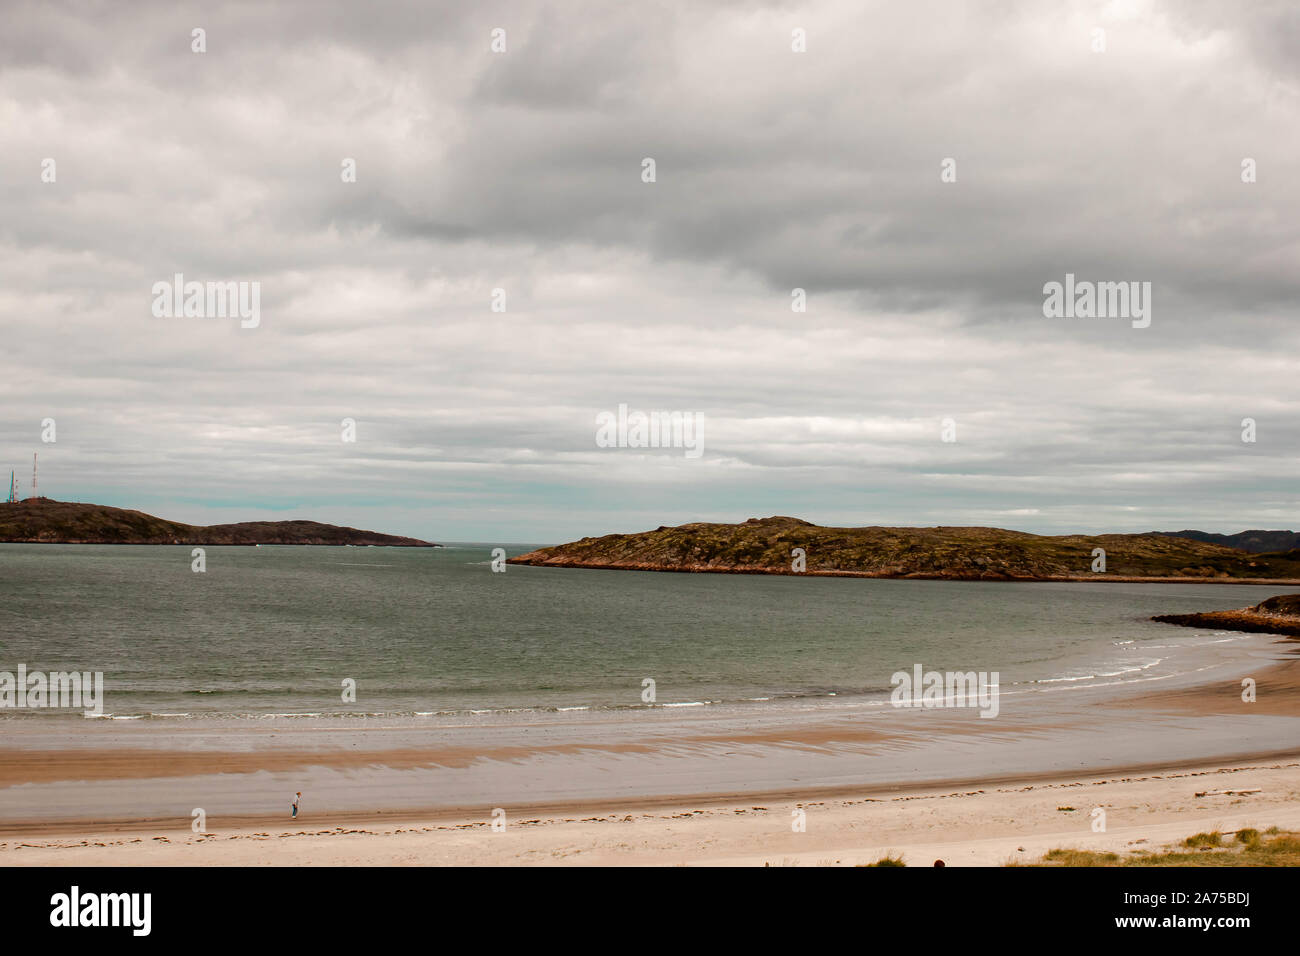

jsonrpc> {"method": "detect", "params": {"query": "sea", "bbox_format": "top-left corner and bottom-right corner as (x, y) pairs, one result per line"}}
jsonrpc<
(0, 542), (1284, 722)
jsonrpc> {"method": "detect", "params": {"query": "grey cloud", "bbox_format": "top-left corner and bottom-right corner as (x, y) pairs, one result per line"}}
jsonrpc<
(0, 0), (1296, 542)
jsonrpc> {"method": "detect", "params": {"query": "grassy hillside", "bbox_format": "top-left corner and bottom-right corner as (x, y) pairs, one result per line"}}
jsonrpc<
(0, 499), (436, 546)
(509, 516), (1300, 582)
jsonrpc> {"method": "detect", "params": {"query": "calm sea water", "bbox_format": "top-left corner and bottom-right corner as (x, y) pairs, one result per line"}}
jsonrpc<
(0, 543), (1283, 720)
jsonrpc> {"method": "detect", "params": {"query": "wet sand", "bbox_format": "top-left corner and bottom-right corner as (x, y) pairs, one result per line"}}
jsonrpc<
(1136, 656), (1300, 717)
(2, 630), (1297, 863)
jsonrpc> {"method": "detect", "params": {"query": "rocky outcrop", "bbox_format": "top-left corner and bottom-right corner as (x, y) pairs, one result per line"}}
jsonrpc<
(1153, 594), (1300, 637)
(508, 516), (1300, 582)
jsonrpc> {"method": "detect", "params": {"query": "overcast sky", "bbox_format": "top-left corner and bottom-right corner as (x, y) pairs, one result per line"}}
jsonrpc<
(1, 0), (1296, 543)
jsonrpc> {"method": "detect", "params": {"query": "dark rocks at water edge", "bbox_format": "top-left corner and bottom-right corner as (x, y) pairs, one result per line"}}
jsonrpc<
(1153, 594), (1300, 638)
(0, 499), (438, 546)
(507, 516), (1300, 582)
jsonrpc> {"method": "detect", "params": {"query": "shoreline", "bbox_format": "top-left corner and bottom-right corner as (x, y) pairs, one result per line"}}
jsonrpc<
(505, 558), (1300, 586)
(6, 745), (1300, 840)
(3, 646), (1298, 845)
(1153, 609), (1300, 639)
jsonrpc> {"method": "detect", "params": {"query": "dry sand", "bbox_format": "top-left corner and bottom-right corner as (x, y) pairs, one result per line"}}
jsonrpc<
(4, 758), (1297, 866)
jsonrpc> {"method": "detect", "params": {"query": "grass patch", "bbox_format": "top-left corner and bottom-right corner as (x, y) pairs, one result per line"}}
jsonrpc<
(1014, 828), (1300, 866)
(1039, 848), (1121, 866)
(858, 855), (906, 867)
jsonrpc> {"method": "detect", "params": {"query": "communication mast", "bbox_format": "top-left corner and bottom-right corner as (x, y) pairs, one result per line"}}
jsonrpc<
(5, 470), (15, 503)
(32, 453), (38, 500)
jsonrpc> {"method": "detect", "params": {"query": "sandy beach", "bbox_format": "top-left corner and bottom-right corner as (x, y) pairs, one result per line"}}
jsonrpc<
(5, 758), (1298, 867)
(3, 631), (1298, 866)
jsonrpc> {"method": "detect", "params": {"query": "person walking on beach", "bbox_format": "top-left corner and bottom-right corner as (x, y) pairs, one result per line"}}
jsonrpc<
(292, 791), (302, 819)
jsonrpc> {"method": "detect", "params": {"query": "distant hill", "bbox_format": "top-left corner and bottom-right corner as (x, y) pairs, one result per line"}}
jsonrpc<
(1155, 530), (1300, 553)
(0, 499), (437, 546)
(509, 516), (1300, 582)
